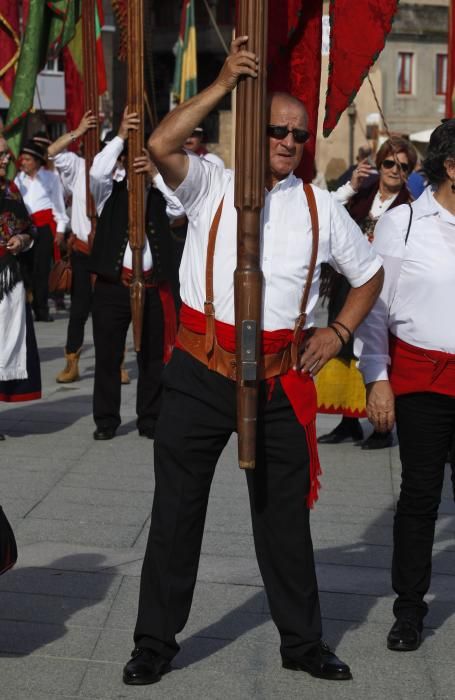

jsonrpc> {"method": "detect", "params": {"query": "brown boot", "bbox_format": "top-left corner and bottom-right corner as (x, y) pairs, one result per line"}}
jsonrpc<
(120, 364), (131, 385)
(56, 349), (81, 383)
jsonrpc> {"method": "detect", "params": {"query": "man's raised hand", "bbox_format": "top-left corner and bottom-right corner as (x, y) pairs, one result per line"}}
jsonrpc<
(216, 36), (259, 93)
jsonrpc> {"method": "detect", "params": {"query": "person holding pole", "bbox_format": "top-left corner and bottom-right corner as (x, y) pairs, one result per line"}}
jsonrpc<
(123, 38), (383, 685)
(88, 108), (175, 441)
(46, 111), (98, 383)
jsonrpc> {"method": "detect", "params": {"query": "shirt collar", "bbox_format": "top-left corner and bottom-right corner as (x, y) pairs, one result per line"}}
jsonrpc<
(412, 186), (442, 220)
(266, 171), (297, 195)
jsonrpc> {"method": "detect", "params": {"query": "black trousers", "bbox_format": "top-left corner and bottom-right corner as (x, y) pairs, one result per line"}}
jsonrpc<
(393, 392), (455, 620)
(92, 278), (164, 432)
(28, 224), (54, 317)
(134, 349), (322, 661)
(65, 251), (93, 353)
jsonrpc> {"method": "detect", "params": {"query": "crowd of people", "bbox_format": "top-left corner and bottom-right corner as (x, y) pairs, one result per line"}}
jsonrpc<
(1, 39), (454, 688)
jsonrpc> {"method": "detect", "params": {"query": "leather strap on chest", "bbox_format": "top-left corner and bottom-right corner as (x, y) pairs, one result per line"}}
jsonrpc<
(204, 182), (319, 365)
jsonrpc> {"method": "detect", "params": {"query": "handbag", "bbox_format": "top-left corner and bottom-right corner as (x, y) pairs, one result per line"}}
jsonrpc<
(0, 506), (18, 575)
(48, 256), (72, 294)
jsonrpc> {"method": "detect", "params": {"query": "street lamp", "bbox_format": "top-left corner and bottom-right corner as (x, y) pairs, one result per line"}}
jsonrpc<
(347, 102), (357, 166)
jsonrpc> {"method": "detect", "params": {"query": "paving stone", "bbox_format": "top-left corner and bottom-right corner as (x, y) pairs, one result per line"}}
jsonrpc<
(0, 656), (88, 697)
(16, 517), (141, 548)
(0, 315), (453, 699)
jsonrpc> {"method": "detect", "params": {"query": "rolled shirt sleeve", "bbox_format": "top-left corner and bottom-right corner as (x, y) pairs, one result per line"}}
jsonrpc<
(152, 172), (186, 221)
(327, 195), (382, 287)
(90, 136), (125, 215)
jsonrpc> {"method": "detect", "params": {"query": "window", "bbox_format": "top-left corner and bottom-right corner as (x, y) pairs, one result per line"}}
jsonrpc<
(397, 52), (413, 95)
(436, 53), (448, 95)
(44, 56), (64, 73)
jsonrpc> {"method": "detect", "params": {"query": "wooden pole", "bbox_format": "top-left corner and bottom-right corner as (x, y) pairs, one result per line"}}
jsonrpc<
(82, 0), (100, 244)
(446, 0), (455, 119)
(234, 0), (268, 469)
(127, 0), (146, 352)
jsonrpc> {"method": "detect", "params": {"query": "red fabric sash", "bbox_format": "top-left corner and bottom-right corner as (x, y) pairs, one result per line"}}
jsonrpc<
(31, 209), (60, 262)
(159, 282), (177, 364)
(389, 334), (455, 398)
(178, 303), (321, 507)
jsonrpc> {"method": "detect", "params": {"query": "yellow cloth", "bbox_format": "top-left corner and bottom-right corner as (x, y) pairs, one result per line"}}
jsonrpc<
(316, 357), (367, 417)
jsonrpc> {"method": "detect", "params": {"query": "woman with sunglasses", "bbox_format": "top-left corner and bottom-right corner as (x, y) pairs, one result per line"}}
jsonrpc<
(317, 137), (417, 449)
(0, 136), (41, 438)
(355, 118), (455, 651)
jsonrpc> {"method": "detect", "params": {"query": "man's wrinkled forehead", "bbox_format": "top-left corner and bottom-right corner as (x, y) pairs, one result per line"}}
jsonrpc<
(268, 93), (308, 128)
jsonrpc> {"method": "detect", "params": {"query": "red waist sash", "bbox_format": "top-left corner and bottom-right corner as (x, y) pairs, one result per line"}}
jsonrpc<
(177, 303), (321, 507)
(31, 209), (60, 262)
(389, 334), (455, 398)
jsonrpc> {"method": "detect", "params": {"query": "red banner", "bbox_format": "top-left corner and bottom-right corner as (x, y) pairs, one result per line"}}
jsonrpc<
(323, 0), (398, 135)
(0, 2), (20, 100)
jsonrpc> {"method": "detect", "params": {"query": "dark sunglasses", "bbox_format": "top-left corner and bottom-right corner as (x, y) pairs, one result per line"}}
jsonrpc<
(381, 158), (409, 173)
(267, 124), (310, 144)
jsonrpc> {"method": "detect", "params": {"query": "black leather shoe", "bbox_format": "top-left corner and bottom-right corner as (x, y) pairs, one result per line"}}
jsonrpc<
(387, 618), (422, 651)
(282, 641), (352, 680)
(138, 428), (155, 439)
(123, 647), (170, 685)
(361, 430), (393, 450)
(318, 419), (363, 445)
(93, 428), (116, 441)
(0, 434), (5, 441)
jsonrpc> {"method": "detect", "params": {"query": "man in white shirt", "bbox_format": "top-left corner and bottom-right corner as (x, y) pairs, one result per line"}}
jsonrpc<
(15, 140), (68, 321)
(46, 111), (98, 382)
(123, 38), (383, 686)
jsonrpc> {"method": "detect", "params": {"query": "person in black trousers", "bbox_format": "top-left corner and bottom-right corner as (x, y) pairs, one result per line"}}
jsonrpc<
(88, 110), (175, 441)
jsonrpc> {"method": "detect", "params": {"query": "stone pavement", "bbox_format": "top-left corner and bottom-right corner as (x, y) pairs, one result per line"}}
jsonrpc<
(0, 310), (454, 700)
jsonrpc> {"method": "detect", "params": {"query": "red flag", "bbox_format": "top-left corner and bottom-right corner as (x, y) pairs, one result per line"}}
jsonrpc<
(63, 0), (107, 136)
(0, 2), (20, 100)
(323, 0), (399, 135)
(268, 1), (323, 183)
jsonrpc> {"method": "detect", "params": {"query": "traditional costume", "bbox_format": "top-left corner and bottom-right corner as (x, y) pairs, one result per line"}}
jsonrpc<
(0, 179), (41, 405)
(14, 141), (68, 321)
(316, 179), (411, 446)
(131, 154), (381, 664)
(356, 186), (455, 636)
(88, 136), (176, 439)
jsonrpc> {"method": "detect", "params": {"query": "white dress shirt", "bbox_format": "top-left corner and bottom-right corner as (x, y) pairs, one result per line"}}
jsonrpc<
(89, 136), (153, 271)
(355, 187), (455, 384)
(173, 153), (381, 331)
(15, 168), (69, 233)
(332, 181), (398, 216)
(52, 152), (91, 242)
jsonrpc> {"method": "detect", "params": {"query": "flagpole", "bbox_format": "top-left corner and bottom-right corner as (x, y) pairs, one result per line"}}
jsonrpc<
(234, 0), (268, 469)
(127, 0), (146, 352)
(446, 0), (455, 118)
(82, 0), (100, 244)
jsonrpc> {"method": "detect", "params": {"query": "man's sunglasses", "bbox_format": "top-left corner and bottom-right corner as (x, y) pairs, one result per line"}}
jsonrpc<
(381, 158), (409, 173)
(267, 125), (310, 144)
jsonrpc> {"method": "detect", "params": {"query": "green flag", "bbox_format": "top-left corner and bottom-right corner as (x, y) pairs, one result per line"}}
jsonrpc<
(172, 0), (198, 104)
(4, 0), (77, 171)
